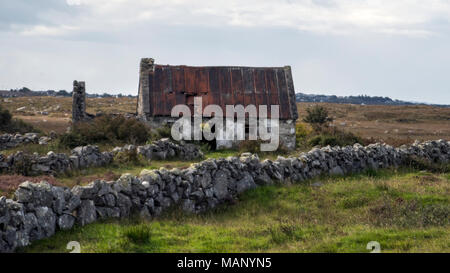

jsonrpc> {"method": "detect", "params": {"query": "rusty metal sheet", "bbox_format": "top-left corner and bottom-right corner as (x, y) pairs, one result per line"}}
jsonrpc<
(242, 68), (255, 107)
(147, 64), (296, 120)
(231, 68), (244, 106)
(184, 67), (197, 95)
(253, 68), (267, 108)
(277, 69), (291, 119)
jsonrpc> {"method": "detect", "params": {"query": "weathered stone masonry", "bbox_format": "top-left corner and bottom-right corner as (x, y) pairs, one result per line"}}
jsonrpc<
(72, 81), (89, 123)
(0, 139), (204, 176)
(0, 133), (40, 151)
(0, 139), (449, 252)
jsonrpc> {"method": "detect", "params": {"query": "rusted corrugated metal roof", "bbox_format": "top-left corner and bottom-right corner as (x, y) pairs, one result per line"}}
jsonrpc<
(142, 64), (298, 120)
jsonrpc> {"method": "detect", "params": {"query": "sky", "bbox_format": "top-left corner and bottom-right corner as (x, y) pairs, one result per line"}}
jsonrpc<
(0, 0), (449, 104)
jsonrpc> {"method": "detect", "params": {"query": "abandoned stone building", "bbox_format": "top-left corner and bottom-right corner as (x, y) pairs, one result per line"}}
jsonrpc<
(136, 58), (298, 150)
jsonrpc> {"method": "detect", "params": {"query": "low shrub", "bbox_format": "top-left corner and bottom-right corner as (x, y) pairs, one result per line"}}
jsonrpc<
(0, 104), (38, 134)
(153, 125), (172, 139)
(10, 154), (34, 176)
(308, 136), (322, 147)
(307, 126), (364, 147)
(113, 149), (146, 166)
(58, 115), (150, 148)
(295, 122), (313, 148)
(58, 132), (89, 148)
(0, 105), (12, 125)
(303, 105), (333, 128)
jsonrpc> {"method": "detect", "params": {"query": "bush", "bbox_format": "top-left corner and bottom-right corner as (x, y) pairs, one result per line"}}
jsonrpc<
(58, 115), (150, 148)
(307, 127), (363, 147)
(308, 136), (322, 147)
(0, 104), (38, 134)
(113, 149), (146, 166)
(147, 124), (173, 142)
(0, 105), (12, 125)
(10, 154), (34, 176)
(303, 105), (333, 128)
(295, 122), (312, 148)
(321, 136), (339, 146)
(154, 125), (172, 139)
(58, 133), (88, 149)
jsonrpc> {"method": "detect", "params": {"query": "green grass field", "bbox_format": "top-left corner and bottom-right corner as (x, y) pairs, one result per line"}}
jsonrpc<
(20, 168), (450, 253)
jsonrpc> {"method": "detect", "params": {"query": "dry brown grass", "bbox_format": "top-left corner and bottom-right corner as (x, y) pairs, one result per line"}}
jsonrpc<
(0, 175), (62, 197)
(0, 170), (123, 198)
(2, 96), (136, 134)
(2, 97), (449, 143)
(298, 102), (450, 146)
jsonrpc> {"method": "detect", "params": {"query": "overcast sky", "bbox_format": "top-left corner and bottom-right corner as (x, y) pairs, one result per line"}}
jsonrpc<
(0, 0), (449, 104)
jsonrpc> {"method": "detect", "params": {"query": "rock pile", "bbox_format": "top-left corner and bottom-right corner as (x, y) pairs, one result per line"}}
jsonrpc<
(0, 140), (449, 252)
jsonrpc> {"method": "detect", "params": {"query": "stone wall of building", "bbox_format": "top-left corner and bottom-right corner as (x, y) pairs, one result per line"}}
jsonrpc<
(143, 117), (296, 151)
(279, 120), (296, 150)
(1, 139), (449, 252)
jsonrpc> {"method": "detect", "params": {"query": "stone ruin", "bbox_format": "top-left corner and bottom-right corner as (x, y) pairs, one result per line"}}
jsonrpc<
(136, 58), (298, 150)
(72, 81), (92, 123)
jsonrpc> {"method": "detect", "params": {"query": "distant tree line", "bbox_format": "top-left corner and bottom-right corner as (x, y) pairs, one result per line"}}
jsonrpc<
(296, 93), (450, 107)
(295, 93), (418, 106)
(0, 87), (136, 98)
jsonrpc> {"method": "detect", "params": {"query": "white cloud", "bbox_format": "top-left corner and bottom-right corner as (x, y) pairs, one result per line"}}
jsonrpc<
(1, 0), (450, 104)
(3, 0), (448, 38)
(63, 0), (450, 37)
(20, 25), (79, 36)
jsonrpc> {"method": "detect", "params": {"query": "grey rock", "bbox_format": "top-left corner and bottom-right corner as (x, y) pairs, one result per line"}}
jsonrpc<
(66, 195), (81, 212)
(236, 174), (257, 194)
(190, 190), (204, 200)
(330, 166), (344, 176)
(213, 170), (229, 200)
(181, 199), (195, 213)
(77, 200), (96, 226)
(117, 193), (132, 217)
(35, 206), (56, 238)
(57, 214), (75, 230)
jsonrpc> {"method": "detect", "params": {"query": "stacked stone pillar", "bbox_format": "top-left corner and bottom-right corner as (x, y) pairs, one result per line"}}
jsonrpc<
(72, 81), (87, 123)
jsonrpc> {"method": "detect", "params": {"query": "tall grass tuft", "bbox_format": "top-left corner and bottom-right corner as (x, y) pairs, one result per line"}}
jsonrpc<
(122, 225), (152, 244)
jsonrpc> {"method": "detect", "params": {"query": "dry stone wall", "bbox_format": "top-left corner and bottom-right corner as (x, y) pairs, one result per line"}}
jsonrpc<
(0, 133), (52, 151)
(1, 139), (449, 252)
(0, 139), (204, 176)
